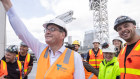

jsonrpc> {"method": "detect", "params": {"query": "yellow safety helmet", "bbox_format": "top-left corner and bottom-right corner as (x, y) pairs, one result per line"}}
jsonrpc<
(72, 40), (80, 46)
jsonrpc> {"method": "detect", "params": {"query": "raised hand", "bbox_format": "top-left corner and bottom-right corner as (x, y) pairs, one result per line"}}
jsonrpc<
(1, 0), (12, 11)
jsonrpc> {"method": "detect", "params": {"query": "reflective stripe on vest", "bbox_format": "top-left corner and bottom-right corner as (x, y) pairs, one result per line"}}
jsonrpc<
(90, 64), (100, 67)
(36, 47), (74, 79)
(44, 47), (72, 64)
(120, 68), (140, 75)
(24, 53), (30, 74)
(89, 59), (103, 61)
(1, 60), (6, 71)
(0, 60), (8, 76)
(89, 49), (103, 68)
(17, 53), (31, 75)
(119, 40), (140, 79)
(88, 73), (94, 79)
(17, 60), (22, 79)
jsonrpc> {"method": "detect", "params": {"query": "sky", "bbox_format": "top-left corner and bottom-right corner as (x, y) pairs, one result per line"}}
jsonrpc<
(5, 0), (140, 46)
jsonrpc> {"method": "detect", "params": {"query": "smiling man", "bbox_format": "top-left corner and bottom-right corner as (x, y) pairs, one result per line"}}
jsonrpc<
(114, 16), (140, 79)
(16, 42), (33, 79)
(1, 0), (85, 79)
(2, 45), (23, 79)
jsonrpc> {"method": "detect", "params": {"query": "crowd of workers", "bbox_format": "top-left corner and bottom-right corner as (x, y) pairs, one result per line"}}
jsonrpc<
(0, 0), (140, 79)
(0, 42), (33, 79)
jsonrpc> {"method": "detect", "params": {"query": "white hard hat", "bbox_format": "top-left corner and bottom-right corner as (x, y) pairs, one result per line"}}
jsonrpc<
(102, 43), (116, 53)
(43, 18), (67, 36)
(112, 36), (123, 43)
(92, 39), (100, 44)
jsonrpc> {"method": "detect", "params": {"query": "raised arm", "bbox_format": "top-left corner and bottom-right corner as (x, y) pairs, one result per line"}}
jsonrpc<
(1, 0), (46, 58)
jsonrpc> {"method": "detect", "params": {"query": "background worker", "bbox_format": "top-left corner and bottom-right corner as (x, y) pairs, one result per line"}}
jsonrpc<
(17, 42), (33, 79)
(72, 40), (80, 52)
(2, 45), (22, 79)
(98, 43), (120, 79)
(0, 60), (8, 78)
(114, 15), (140, 79)
(86, 39), (104, 79)
(112, 36), (123, 57)
(1, 0), (85, 79)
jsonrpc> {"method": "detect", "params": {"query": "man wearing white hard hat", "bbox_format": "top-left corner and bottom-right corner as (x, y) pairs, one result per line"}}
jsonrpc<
(1, 0), (85, 79)
(98, 43), (120, 79)
(86, 39), (103, 79)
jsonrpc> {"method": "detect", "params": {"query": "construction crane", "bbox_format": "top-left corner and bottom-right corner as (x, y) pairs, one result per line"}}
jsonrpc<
(89, 0), (109, 44)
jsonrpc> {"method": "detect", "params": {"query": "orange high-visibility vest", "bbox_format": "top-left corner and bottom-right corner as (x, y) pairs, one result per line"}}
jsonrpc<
(0, 60), (8, 77)
(118, 40), (140, 79)
(84, 67), (97, 79)
(89, 49), (103, 68)
(17, 60), (22, 79)
(36, 47), (74, 79)
(17, 53), (31, 75)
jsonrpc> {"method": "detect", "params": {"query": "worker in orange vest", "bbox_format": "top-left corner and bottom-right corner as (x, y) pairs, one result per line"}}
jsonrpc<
(1, 0), (85, 78)
(2, 45), (23, 79)
(0, 60), (8, 78)
(86, 39), (104, 79)
(114, 15), (140, 79)
(16, 42), (33, 79)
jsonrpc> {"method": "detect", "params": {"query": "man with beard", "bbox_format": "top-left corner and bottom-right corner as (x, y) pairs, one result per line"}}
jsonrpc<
(114, 16), (140, 79)
(2, 45), (22, 79)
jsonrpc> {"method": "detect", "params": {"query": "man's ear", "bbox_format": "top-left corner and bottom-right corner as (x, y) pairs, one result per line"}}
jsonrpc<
(61, 32), (66, 39)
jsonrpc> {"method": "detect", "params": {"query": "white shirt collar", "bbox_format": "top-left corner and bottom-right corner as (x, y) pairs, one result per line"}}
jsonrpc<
(48, 44), (66, 54)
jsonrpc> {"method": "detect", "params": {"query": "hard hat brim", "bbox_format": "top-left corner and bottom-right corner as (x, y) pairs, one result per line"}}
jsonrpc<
(114, 21), (136, 31)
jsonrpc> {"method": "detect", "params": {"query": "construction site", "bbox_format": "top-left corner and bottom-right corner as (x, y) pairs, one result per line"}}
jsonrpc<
(0, 0), (140, 78)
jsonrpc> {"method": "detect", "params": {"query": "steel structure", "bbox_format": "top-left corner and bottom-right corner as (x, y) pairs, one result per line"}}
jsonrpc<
(89, 0), (109, 44)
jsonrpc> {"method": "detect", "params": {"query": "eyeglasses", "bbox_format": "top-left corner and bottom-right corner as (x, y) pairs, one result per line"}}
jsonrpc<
(44, 27), (61, 33)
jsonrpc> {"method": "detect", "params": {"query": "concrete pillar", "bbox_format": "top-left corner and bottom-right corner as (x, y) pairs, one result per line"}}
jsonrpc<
(0, 2), (6, 59)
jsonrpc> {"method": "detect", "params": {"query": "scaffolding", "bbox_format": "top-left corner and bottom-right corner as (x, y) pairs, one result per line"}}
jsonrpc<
(89, 0), (109, 44)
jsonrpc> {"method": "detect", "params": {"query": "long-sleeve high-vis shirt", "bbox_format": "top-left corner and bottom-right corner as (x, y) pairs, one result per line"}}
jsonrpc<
(7, 6), (85, 79)
(98, 57), (120, 79)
